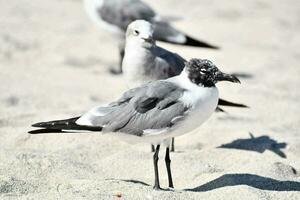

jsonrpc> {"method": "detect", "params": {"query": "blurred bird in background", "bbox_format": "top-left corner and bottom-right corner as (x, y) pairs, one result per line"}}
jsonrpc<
(84, 0), (219, 74)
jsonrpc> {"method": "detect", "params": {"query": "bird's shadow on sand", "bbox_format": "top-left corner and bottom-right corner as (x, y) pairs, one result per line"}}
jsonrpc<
(105, 178), (150, 186)
(185, 173), (300, 192)
(105, 179), (175, 191)
(106, 176), (300, 192)
(218, 133), (287, 158)
(119, 179), (150, 186)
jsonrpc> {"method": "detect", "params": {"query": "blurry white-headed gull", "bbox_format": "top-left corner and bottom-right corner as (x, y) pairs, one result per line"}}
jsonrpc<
(84, 0), (219, 73)
(29, 58), (241, 190)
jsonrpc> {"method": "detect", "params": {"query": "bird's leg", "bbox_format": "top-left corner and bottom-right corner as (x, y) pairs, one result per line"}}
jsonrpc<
(151, 144), (155, 152)
(153, 145), (161, 190)
(165, 147), (174, 188)
(118, 46), (124, 73)
(109, 42), (124, 74)
(170, 138), (175, 152)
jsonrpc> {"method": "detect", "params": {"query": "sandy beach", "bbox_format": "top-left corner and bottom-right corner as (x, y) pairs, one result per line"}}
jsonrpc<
(0, 0), (300, 199)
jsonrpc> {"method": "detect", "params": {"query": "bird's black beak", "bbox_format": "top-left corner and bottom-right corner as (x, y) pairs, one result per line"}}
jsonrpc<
(216, 72), (240, 83)
(142, 36), (154, 43)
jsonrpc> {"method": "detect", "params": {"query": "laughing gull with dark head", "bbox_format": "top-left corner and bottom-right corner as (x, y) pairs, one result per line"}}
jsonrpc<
(84, 0), (218, 73)
(29, 58), (241, 190)
(123, 20), (247, 152)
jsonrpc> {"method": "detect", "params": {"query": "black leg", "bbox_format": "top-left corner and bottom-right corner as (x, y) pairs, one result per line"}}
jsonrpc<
(165, 147), (174, 188)
(170, 138), (175, 152)
(109, 47), (124, 75)
(119, 39), (125, 67)
(118, 47), (124, 73)
(153, 145), (161, 190)
(151, 144), (155, 152)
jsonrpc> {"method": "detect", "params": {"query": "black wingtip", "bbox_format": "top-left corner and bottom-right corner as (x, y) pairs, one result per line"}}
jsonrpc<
(218, 99), (249, 108)
(31, 122), (46, 128)
(30, 117), (81, 129)
(184, 35), (220, 49)
(28, 129), (63, 134)
(29, 116), (102, 134)
(215, 106), (227, 113)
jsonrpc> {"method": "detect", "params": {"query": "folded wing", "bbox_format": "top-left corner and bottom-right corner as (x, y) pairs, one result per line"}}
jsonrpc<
(77, 81), (189, 136)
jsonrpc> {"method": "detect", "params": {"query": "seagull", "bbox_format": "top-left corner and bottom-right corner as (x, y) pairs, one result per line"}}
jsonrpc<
(29, 58), (241, 190)
(84, 0), (219, 73)
(123, 20), (246, 109)
(123, 20), (247, 151)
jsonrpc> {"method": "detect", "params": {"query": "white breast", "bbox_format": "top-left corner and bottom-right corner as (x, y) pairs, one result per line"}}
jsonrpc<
(166, 72), (219, 137)
(122, 45), (154, 88)
(131, 86), (218, 145)
(130, 74), (219, 145)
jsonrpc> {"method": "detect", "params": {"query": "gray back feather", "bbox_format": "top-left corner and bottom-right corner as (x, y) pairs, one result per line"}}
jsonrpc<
(98, 0), (186, 44)
(153, 21), (186, 43)
(151, 46), (186, 78)
(99, 0), (156, 31)
(88, 81), (188, 136)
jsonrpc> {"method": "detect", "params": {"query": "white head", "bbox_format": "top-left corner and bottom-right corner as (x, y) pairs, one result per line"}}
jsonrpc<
(125, 20), (155, 48)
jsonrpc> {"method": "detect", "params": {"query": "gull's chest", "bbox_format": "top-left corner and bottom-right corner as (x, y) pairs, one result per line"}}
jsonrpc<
(123, 49), (155, 86)
(162, 81), (219, 139)
(180, 85), (219, 112)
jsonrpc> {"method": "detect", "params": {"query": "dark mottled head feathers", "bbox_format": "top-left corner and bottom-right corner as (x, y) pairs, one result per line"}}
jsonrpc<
(186, 59), (240, 87)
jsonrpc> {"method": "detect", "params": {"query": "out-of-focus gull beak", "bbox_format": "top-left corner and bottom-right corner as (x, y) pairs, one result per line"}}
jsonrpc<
(142, 35), (154, 43)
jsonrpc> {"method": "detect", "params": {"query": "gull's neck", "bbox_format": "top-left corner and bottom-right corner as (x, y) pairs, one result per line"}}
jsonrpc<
(170, 69), (218, 89)
(123, 41), (155, 69)
(123, 41), (156, 88)
(167, 70), (205, 90)
(167, 69), (219, 112)
(125, 40), (155, 52)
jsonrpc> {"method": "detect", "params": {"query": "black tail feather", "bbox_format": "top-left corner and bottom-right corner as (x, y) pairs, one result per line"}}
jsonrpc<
(29, 116), (102, 134)
(31, 117), (82, 129)
(157, 34), (219, 49)
(184, 35), (219, 49)
(28, 128), (65, 134)
(218, 98), (248, 108)
(216, 106), (226, 112)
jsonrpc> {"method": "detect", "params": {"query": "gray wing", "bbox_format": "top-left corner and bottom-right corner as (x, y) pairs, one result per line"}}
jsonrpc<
(151, 46), (186, 79)
(99, 0), (156, 31)
(153, 21), (187, 44)
(77, 81), (188, 136)
(152, 19), (219, 49)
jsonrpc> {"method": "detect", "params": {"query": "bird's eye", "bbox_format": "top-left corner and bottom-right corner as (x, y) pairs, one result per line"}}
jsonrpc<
(200, 69), (207, 74)
(133, 30), (140, 36)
